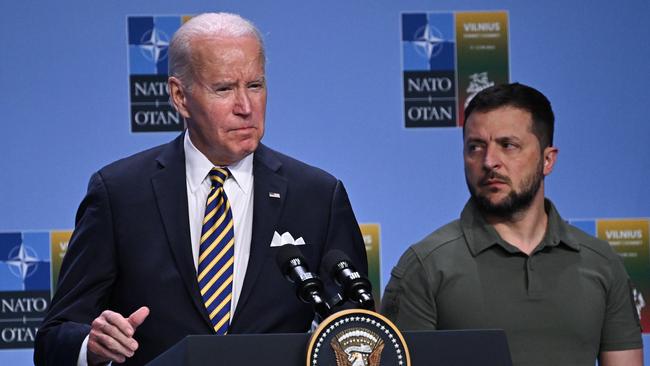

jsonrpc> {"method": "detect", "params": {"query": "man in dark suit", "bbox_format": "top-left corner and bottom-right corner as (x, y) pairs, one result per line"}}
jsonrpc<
(34, 13), (367, 366)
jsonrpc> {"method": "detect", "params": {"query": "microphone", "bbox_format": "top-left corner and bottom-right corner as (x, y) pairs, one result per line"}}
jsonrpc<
(321, 250), (375, 310)
(276, 244), (330, 320)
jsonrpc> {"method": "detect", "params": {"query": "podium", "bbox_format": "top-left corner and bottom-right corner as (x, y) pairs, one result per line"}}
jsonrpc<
(146, 330), (512, 365)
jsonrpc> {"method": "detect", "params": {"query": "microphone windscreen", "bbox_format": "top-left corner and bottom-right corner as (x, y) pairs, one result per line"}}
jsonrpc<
(321, 249), (350, 277)
(275, 244), (305, 274)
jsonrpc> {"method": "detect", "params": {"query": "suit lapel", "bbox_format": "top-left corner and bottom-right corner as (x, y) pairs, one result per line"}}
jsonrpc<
(232, 144), (287, 320)
(151, 133), (214, 329)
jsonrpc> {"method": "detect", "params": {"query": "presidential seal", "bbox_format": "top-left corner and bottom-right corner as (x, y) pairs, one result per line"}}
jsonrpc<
(306, 309), (410, 366)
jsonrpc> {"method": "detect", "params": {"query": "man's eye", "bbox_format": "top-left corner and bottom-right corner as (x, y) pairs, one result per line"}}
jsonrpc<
(248, 82), (263, 89)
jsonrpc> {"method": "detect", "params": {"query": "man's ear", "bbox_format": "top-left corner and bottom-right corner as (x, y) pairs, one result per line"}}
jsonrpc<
(542, 146), (559, 176)
(168, 77), (191, 119)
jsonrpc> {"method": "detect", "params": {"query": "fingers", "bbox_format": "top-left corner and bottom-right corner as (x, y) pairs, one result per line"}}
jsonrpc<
(87, 332), (130, 364)
(128, 306), (150, 328)
(87, 310), (141, 364)
(102, 310), (138, 338)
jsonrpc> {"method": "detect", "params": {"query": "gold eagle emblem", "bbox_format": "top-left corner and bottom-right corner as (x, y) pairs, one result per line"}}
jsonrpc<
(330, 327), (385, 366)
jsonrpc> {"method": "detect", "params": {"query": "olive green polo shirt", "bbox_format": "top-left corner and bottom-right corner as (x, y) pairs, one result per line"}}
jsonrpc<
(382, 199), (642, 366)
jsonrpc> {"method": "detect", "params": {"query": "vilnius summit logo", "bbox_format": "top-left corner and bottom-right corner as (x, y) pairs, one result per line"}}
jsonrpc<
(127, 16), (191, 132)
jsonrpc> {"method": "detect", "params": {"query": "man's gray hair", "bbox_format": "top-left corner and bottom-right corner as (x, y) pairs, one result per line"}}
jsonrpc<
(168, 12), (265, 90)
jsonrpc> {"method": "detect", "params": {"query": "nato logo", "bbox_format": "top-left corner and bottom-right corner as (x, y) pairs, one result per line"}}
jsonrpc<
(401, 13), (457, 128)
(128, 16), (187, 133)
(0, 232), (50, 291)
(402, 13), (455, 71)
(0, 232), (51, 348)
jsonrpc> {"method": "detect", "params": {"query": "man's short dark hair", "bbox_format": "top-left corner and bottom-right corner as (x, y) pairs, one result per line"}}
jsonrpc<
(463, 82), (555, 148)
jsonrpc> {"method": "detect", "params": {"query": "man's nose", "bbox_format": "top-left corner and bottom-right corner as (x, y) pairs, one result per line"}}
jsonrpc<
(233, 88), (252, 116)
(482, 145), (502, 170)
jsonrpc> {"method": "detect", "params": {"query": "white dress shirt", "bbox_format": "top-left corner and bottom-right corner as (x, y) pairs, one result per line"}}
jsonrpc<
(78, 132), (254, 365)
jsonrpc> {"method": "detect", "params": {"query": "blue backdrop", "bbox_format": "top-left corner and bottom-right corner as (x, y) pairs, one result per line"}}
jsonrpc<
(1, 0), (648, 364)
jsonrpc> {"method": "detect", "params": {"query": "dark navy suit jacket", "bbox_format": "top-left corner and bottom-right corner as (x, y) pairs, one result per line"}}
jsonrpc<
(34, 133), (367, 365)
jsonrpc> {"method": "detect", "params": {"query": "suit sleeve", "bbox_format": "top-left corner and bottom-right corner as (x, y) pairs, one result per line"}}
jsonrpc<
(321, 180), (369, 289)
(34, 172), (118, 366)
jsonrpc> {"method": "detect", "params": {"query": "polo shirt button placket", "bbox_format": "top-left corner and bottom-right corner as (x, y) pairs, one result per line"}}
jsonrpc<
(527, 256), (543, 298)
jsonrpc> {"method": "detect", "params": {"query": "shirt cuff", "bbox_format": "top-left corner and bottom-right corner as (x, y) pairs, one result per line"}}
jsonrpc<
(78, 335), (112, 366)
(77, 335), (89, 366)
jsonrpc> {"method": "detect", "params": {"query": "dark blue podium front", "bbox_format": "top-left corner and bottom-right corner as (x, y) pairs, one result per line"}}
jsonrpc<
(146, 330), (512, 365)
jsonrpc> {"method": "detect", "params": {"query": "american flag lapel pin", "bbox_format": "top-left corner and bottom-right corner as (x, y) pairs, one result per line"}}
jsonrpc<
(269, 192), (281, 199)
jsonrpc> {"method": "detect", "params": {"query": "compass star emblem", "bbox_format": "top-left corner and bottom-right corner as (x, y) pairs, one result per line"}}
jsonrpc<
(6, 243), (40, 286)
(139, 27), (170, 63)
(412, 24), (445, 59)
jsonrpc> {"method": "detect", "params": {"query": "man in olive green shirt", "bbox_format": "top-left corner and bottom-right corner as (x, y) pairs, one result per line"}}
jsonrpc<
(382, 83), (642, 366)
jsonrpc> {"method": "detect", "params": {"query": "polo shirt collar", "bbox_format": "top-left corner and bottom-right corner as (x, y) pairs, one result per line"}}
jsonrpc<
(543, 199), (581, 252)
(461, 198), (581, 257)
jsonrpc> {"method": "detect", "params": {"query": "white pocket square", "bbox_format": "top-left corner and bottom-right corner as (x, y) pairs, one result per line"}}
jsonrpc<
(270, 231), (306, 247)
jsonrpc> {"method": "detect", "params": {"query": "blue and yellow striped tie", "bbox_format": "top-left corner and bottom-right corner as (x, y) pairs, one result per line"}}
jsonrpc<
(198, 167), (235, 334)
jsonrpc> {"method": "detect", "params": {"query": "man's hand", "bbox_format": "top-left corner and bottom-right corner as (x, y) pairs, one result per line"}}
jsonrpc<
(87, 306), (150, 365)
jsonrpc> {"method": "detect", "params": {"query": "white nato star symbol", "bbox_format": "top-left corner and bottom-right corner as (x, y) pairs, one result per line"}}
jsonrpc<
(412, 24), (445, 59)
(6, 243), (40, 284)
(139, 28), (170, 63)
